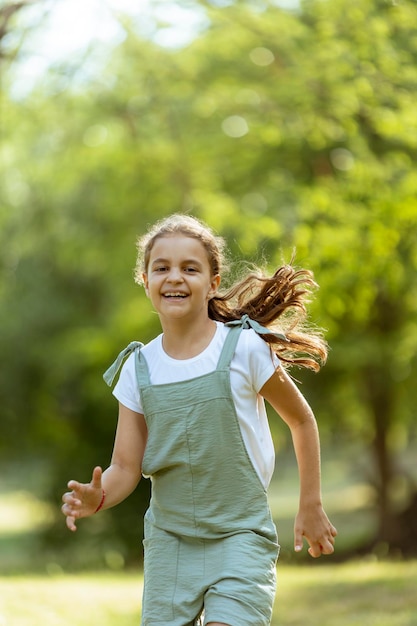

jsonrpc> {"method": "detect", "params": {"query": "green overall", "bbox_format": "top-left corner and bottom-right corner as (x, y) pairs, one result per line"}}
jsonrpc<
(105, 320), (280, 626)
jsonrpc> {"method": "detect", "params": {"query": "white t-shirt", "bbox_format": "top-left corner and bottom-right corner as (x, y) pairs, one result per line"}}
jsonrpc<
(113, 321), (280, 489)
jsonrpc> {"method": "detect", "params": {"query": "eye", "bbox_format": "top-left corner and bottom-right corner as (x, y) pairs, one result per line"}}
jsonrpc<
(154, 266), (168, 272)
(184, 265), (201, 274)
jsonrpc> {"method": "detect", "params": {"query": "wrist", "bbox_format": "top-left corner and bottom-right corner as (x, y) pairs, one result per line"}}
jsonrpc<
(94, 489), (106, 513)
(298, 494), (323, 510)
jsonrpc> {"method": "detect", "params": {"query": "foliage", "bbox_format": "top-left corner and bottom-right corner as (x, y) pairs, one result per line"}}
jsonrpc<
(1, 0), (417, 556)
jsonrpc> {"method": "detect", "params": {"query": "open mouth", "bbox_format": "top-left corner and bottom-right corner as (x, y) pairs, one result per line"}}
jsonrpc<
(163, 292), (188, 299)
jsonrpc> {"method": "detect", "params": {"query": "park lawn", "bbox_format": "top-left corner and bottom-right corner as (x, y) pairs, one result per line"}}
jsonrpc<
(0, 560), (416, 626)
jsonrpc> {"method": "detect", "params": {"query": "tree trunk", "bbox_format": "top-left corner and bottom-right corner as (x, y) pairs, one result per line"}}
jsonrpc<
(366, 366), (395, 542)
(362, 285), (412, 550)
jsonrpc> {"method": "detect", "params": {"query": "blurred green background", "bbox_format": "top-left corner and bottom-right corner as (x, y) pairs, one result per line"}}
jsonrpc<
(1, 0), (417, 583)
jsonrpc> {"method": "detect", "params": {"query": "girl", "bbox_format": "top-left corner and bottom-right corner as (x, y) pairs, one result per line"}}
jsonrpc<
(62, 214), (337, 626)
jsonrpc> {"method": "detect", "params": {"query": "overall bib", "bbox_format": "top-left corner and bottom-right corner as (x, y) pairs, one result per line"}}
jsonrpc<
(106, 320), (279, 626)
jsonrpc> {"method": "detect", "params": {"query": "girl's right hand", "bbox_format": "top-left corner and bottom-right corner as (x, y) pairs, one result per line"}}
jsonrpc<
(61, 466), (103, 532)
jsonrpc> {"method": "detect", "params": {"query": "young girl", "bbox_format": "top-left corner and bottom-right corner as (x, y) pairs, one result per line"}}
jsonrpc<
(62, 213), (337, 626)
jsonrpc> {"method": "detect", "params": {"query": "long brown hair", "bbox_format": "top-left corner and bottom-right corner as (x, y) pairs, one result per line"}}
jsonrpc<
(135, 214), (327, 371)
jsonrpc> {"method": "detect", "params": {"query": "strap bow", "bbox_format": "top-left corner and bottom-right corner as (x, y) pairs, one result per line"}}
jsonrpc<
(103, 341), (144, 387)
(225, 314), (288, 341)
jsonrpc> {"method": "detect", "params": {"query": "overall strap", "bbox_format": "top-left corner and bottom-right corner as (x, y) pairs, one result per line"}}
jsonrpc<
(134, 349), (152, 387)
(216, 325), (243, 370)
(217, 314), (288, 370)
(103, 341), (144, 387)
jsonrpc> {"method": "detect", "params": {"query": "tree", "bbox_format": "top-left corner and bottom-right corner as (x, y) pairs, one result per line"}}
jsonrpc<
(155, 0), (417, 552)
(1, 0), (417, 562)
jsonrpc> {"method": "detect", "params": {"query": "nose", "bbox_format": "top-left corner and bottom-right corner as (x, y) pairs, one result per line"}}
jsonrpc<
(167, 267), (183, 283)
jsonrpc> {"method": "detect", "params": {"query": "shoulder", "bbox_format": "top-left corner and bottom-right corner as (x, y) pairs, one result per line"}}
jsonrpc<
(116, 335), (161, 376)
(234, 326), (276, 362)
(218, 322), (277, 356)
(230, 326), (280, 391)
(216, 322), (270, 356)
(140, 334), (162, 358)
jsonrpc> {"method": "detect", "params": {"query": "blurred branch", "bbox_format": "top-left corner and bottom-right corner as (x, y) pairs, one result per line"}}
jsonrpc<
(0, 2), (26, 41)
(0, 0), (37, 57)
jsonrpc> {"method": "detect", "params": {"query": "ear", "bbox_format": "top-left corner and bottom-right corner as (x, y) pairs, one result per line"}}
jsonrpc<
(142, 273), (149, 296)
(208, 274), (221, 299)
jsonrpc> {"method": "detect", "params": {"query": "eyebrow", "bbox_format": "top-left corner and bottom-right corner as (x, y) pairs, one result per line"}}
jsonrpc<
(150, 258), (204, 267)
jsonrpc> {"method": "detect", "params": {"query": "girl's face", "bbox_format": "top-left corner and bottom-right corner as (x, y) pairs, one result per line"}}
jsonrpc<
(142, 235), (220, 323)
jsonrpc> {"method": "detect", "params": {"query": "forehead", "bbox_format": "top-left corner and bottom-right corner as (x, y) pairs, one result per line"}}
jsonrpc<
(149, 235), (210, 264)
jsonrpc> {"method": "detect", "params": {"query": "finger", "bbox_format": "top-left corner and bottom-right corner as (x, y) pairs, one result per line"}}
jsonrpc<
(61, 501), (76, 517)
(67, 480), (82, 493)
(61, 500), (78, 530)
(62, 491), (80, 505)
(294, 525), (304, 553)
(66, 514), (77, 532)
(307, 543), (322, 558)
(330, 525), (338, 537)
(91, 466), (103, 489)
(319, 539), (335, 555)
(326, 532), (336, 546)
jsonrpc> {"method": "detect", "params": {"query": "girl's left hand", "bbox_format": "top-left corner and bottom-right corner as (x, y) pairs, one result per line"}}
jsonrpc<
(294, 505), (337, 558)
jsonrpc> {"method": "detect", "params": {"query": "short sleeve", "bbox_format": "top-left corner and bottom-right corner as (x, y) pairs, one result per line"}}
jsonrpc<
(113, 353), (143, 414)
(238, 329), (280, 393)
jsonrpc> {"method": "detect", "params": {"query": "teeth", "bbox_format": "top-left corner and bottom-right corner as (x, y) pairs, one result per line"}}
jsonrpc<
(165, 292), (186, 297)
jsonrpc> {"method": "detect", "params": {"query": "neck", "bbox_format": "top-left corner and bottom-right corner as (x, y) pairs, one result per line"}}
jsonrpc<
(160, 317), (217, 359)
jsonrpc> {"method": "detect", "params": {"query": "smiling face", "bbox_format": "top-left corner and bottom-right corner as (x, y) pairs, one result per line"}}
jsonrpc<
(142, 235), (221, 324)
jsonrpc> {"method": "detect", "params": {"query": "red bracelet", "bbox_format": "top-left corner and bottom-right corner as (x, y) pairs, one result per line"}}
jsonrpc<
(94, 489), (106, 513)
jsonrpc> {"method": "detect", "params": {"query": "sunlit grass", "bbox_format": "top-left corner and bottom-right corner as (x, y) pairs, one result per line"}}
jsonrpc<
(273, 560), (417, 626)
(0, 573), (142, 626)
(1, 561), (417, 626)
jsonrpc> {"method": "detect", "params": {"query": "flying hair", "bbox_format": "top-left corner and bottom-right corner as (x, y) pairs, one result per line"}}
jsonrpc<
(135, 214), (327, 372)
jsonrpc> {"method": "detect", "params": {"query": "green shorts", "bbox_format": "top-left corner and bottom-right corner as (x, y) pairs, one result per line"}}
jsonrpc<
(141, 522), (279, 626)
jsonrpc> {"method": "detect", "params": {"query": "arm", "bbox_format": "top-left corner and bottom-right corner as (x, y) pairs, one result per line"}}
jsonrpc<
(260, 367), (337, 558)
(61, 403), (147, 532)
